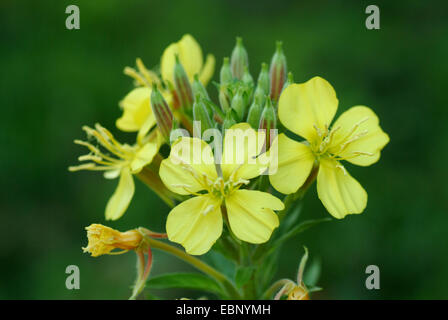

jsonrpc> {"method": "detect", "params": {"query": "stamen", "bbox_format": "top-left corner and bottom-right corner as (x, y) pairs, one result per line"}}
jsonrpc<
(335, 164), (347, 176)
(341, 117), (370, 142)
(68, 163), (96, 171)
(136, 58), (160, 86)
(123, 66), (149, 87)
(202, 205), (215, 216)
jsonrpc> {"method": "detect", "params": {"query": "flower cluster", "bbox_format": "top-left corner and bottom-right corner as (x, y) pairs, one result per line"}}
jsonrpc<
(70, 34), (389, 299)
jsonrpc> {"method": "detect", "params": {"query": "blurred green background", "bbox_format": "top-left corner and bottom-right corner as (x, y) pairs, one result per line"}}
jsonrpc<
(1, 0), (447, 299)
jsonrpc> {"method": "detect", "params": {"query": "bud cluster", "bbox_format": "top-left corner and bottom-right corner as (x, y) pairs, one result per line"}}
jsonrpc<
(149, 36), (290, 150)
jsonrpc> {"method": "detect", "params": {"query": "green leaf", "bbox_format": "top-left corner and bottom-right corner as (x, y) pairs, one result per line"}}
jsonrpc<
(147, 273), (224, 295)
(235, 266), (256, 288)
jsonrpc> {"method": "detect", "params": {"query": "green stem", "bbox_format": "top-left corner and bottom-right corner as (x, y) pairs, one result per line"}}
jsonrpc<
(147, 238), (241, 299)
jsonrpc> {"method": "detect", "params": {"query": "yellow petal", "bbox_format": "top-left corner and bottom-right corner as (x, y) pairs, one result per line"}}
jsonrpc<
(329, 106), (390, 166)
(221, 123), (267, 181)
(198, 54), (215, 86)
(317, 158), (367, 219)
(161, 34), (203, 83)
(166, 194), (222, 255)
(116, 87), (155, 132)
(130, 142), (158, 173)
(226, 190), (283, 243)
(160, 137), (218, 195)
(278, 77), (338, 142)
(105, 167), (135, 220)
(268, 134), (316, 194)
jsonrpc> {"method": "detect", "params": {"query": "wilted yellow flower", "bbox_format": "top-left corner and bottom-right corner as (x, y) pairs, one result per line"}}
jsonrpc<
(83, 224), (143, 257)
(274, 247), (311, 300)
(161, 34), (215, 86)
(159, 123), (284, 255)
(69, 124), (161, 220)
(270, 76), (390, 219)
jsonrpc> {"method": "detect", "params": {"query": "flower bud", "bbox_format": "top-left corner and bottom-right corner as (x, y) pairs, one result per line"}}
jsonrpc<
(222, 109), (237, 131)
(246, 94), (263, 129)
(219, 85), (231, 112)
(230, 37), (249, 80)
(220, 57), (233, 85)
(242, 66), (254, 88)
(192, 74), (209, 100)
(231, 87), (246, 121)
(259, 98), (277, 148)
(269, 41), (287, 103)
(150, 84), (173, 141)
(173, 55), (194, 110)
(193, 96), (213, 135)
(257, 62), (270, 94)
(203, 98), (225, 123)
(83, 224), (143, 257)
(282, 72), (294, 93)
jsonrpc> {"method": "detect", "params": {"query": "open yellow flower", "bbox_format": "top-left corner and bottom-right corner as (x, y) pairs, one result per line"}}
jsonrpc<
(161, 34), (215, 86)
(159, 123), (284, 255)
(117, 58), (172, 135)
(270, 76), (389, 219)
(69, 124), (161, 220)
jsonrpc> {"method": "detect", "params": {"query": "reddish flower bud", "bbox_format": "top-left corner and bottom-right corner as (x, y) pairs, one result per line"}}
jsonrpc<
(269, 41), (287, 103)
(150, 85), (173, 141)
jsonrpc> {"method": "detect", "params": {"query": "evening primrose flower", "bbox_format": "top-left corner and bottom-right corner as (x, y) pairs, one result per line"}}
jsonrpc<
(69, 124), (161, 220)
(118, 58), (172, 135)
(161, 34), (215, 86)
(269, 76), (390, 219)
(159, 123), (284, 255)
(83, 224), (143, 257)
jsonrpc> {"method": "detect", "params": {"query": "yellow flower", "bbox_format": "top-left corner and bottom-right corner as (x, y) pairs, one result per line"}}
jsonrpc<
(83, 224), (143, 257)
(118, 58), (173, 136)
(270, 76), (390, 219)
(159, 123), (284, 255)
(116, 87), (155, 132)
(69, 124), (161, 220)
(161, 34), (215, 86)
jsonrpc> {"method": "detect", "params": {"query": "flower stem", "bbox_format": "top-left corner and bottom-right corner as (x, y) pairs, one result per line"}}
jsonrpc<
(147, 238), (241, 299)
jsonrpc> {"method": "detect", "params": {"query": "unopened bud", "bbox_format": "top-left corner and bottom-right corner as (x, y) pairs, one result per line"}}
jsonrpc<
(230, 37), (249, 80)
(192, 74), (209, 100)
(220, 57), (233, 85)
(203, 98), (225, 123)
(259, 98), (277, 148)
(174, 55), (193, 110)
(242, 66), (254, 87)
(231, 87), (246, 122)
(222, 109), (237, 131)
(257, 63), (270, 94)
(282, 72), (294, 93)
(246, 95), (263, 129)
(151, 85), (173, 141)
(193, 96), (213, 135)
(269, 41), (287, 102)
(219, 85), (231, 112)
